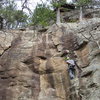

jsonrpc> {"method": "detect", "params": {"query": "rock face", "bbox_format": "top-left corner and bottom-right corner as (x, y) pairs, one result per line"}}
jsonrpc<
(0, 18), (100, 100)
(61, 9), (100, 22)
(0, 28), (71, 100)
(74, 19), (100, 100)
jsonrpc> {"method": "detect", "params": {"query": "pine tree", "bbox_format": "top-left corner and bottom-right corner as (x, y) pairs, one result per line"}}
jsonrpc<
(51, 0), (66, 24)
(77, 0), (91, 22)
(0, 0), (28, 29)
(32, 3), (55, 27)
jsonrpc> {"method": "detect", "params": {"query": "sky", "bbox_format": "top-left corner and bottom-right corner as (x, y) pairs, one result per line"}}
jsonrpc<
(16, 0), (72, 13)
(16, 0), (47, 11)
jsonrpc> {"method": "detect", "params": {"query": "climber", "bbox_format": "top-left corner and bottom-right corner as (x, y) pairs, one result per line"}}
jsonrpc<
(66, 57), (82, 79)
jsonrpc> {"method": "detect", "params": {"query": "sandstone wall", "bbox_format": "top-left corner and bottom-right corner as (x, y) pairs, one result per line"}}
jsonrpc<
(0, 18), (100, 100)
(0, 27), (72, 100)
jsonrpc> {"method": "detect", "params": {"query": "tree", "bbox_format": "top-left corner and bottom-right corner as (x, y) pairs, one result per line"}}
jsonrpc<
(0, 16), (3, 29)
(0, 0), (6, 29)
(77, 0), (91, 22)
(0, 0), (16, 28)
(0, 0), (28, 29)
(32, 3), (55, 27)
(51, 0), (66, 24)
(14, 10), (28, 28)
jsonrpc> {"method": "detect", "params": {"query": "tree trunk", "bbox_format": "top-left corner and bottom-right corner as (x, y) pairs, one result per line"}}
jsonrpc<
(0, 16), (3, 29)
(79, 6), (83, 22)
(56, 8), (61, 24)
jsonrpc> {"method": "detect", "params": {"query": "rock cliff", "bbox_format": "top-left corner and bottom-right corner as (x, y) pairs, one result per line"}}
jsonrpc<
(0, 18), (100, 100)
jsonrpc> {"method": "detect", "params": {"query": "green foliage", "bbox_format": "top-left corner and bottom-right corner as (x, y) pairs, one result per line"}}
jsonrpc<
(0, 0), (16, 22)
(32, 3), (56, 27)
(77, 0), (91, 6)
(0, 0), (28, 28)
(14, 10), (28, 23)
(51, 0), (66, 8)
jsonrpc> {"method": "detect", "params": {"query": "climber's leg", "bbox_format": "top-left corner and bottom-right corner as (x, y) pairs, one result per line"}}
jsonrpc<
(68, 69), (75, 79)
(72, 68), (76, 77)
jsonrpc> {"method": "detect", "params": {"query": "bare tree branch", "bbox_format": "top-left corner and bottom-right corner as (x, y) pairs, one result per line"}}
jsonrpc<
(21, 0), (32, 14)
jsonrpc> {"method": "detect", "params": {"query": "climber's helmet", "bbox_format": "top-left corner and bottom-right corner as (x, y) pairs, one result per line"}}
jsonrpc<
(65, 56), (70, 61)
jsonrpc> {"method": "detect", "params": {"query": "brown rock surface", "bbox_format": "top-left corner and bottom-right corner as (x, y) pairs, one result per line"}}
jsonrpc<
(0, 18), (100, 100)
(0, 28), (71, 100)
